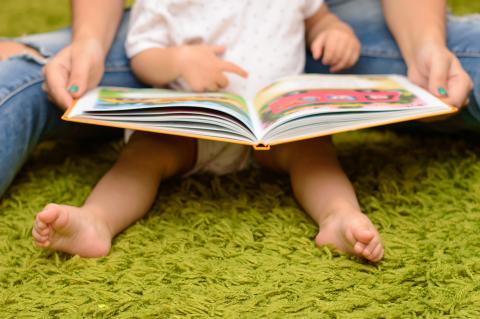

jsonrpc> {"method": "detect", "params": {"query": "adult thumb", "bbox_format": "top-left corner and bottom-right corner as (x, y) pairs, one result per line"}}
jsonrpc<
(428, 57), (450, 99)
(67, 54), (91, 99)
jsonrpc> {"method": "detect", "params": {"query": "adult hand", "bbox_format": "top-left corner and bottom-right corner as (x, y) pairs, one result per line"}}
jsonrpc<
(42, 38), (106, 110)
(407, 42), (473, 109)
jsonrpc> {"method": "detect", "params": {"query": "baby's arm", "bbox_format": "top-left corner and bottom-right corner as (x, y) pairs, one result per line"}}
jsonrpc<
(305, 5), (361, 72)
(130, 45), (248, 92)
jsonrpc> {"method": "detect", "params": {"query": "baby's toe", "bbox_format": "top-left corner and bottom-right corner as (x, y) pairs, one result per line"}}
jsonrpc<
(32, 230), (50, 246)
(370, 244), (384, 262)
(37, 204), (61, 224)
(32, 227), (45, 240)
(35, 218), (48, 231)
(353, 228), (375, 245)
(38, 227), (49, 236)
(353, 241), (366, 255)
(35, 240), (50, 248)
(363, 243), (383, 262)
(363, 236), (380, 254)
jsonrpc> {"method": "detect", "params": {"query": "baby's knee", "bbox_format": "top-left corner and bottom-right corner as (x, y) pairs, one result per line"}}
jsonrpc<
(122, 132), (196, 173)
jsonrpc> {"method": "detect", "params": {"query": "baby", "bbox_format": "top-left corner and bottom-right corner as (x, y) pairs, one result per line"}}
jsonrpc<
(33, 0), (384, 262)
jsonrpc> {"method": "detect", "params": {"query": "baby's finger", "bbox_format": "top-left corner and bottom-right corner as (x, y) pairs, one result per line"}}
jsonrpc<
(330, 44), (360, 73)
(311, 33), (326, 60)
(209, 45), (226, 55)
(331, 37), (351, 67)
(216, 74), (230, 89)
(322, 36), (341, 66)
(206, 81), (219, 92)
(326, 51), (343, 70)
(349, 44), (361, 67)
(330, 49), (352, 73)
(221, 61), (248, 78)
(188, 79), (208, 93)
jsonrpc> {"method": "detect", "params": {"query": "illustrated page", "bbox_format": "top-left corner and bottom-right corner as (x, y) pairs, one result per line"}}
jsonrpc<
(253, 74), (450, 130)
(72, 87), (253, 129)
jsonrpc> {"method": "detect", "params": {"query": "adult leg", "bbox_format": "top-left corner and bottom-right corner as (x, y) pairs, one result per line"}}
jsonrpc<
(254, 138), (384, 262)
(0, 10), (144, 197)
(32, 133), (196, 257)
(308, 0), (480, 132)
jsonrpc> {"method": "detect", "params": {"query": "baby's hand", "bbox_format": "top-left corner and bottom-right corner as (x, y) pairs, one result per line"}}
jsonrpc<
(178, 45), (248, 92)
(311, 24), (361, 73)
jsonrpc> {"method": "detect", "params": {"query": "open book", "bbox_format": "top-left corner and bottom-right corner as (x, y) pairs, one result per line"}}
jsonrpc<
(64, 74), (455, 150)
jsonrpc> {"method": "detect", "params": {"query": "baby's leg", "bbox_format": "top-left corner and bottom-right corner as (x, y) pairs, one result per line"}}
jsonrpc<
(255, 137), (383, 262)
(32, 132), (196, 257)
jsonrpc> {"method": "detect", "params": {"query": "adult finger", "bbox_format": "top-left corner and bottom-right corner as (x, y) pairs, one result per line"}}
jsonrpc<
(408, 70), (429, 91)
(221, 61), (249, 78)
(428, 53), (451, 98)
(43, 58), (73, 109)
(67, 50), (94, 99)
(41, 84), (58, 104)
(444, 59), (474, 108)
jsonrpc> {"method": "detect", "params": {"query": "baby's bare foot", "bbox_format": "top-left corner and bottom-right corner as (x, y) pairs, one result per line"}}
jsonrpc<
(315, 210), (384, 262)
(32, 203), (112, 257)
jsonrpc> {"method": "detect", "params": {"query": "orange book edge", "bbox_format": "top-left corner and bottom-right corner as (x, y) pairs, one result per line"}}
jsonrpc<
(63, 99), (457, 151)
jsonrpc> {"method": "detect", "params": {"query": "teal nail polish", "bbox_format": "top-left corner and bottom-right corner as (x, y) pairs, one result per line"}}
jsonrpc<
(68, 85), (79, 93)
(438, 87), (448, 97)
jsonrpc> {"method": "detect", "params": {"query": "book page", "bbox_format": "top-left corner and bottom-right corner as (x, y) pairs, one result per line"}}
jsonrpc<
(253, 74), (452, 132)
(70, 87), (254, 131)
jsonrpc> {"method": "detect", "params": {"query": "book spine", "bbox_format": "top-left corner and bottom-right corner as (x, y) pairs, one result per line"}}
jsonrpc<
(253, 144), (271, 151)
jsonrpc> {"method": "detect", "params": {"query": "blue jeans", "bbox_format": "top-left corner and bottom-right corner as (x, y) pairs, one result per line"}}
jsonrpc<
(0, 1), (479, 197)
(0, 12), (145, 196)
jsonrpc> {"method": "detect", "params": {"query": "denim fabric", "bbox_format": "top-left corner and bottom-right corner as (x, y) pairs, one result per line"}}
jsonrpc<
(1, 4), (480, 196)
(0, 11), (143, 196)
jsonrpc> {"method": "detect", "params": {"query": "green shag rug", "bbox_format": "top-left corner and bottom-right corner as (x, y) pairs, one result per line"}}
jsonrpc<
(1, 1), (480, 318)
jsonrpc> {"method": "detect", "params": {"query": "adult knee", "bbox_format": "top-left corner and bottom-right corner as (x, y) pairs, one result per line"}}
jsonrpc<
(0, 42), (46, 62)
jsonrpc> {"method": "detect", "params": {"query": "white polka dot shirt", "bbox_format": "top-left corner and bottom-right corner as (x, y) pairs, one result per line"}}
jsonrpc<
(126, 0), (324, 98)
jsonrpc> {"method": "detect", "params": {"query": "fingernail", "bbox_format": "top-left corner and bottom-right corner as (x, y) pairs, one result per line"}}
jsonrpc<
(68, 84), (79, 93)
(438, 87), (448, 97)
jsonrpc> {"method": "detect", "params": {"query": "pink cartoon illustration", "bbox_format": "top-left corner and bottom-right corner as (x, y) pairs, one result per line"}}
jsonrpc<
(268, 90), (402, 114)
